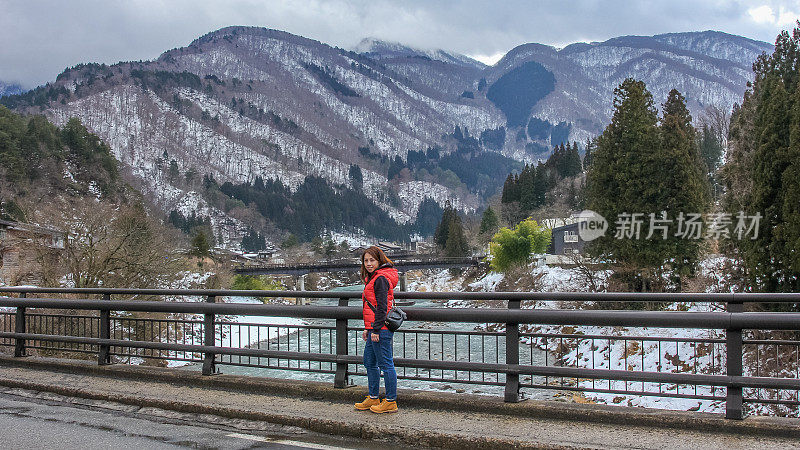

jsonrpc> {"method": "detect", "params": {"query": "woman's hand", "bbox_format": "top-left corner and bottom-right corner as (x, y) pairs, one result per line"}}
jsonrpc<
(370, 332), (380, 342)
(362, 329), (369, 341)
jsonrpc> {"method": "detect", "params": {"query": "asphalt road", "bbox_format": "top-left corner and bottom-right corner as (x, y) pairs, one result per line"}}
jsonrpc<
(0, 389), (395, 450)
(2, 360), (800, 449)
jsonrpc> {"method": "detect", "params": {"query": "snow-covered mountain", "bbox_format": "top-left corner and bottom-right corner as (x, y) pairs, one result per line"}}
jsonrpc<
(1, 26), (771, 246)
(353, 38), (486, 98)
(354, 38), (486, 70)
(480, 31), (771, 154)
(0, 81), (24, 97)
(652, 30), (771, 67)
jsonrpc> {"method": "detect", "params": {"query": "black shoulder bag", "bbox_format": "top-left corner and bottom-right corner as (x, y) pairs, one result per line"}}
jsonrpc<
(365, 301), (407, 332)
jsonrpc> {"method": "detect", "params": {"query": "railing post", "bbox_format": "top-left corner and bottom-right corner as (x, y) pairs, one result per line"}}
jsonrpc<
(98, 294), (111, 365)
(14, 293), (26, 357)
(505, 299), (522, 402)
(334, 297), (349, 388)
(202, 295), (217, 376)
(726, 299), (744, 420)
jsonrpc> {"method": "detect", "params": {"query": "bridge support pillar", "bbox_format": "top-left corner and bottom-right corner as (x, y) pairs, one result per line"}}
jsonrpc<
(334, 297), (350, 388)
(14, 293), (26, 357)
(504, 299), (523, 402)
(294, 275), (306, 305)
(399, 273), (407, 292)
(726, 300), (744, 420)
(202, 295), (217, 376)
(98, 294), (111, 365)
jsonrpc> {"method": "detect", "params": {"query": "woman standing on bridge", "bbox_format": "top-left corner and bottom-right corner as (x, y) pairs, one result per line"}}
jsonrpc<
(354, 246), (399, 414)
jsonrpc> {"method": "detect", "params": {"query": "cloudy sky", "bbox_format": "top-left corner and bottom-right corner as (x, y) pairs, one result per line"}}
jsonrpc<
(1, 0), (798, 88)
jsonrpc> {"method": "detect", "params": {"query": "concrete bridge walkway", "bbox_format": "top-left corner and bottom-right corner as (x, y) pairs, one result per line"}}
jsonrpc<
(0, 356), (798, 449)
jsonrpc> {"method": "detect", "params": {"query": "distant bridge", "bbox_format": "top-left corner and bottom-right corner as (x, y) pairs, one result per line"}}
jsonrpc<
(234, 256), (485, 276)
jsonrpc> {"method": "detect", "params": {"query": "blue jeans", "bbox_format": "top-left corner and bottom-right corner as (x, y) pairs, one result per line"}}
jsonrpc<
(363, 329), (397, 401)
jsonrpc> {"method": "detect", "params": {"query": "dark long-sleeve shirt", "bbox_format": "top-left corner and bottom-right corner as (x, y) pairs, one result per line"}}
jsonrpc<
(370, 275), (389, 333)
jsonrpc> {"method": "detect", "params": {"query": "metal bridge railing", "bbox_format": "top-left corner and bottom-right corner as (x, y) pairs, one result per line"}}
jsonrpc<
(2, 287), (800, 419)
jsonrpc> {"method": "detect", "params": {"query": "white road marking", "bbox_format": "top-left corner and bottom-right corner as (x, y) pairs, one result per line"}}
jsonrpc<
(227, 432), (271, 442)
(226, 432), (354, 449)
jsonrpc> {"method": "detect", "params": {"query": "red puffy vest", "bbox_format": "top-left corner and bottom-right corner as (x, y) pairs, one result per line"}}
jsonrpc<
(362, 265), (399, 329)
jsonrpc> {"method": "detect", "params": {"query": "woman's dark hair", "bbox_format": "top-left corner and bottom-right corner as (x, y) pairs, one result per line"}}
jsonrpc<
(360, 246), (394, 281)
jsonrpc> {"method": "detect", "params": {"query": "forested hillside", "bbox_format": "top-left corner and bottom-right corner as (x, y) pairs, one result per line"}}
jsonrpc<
(0, 106), (122, 220)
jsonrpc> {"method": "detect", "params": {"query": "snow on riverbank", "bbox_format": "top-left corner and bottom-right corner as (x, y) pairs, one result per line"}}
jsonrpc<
(415, 257), (758, 415)
(166, 295), (307, 367)
(521, 308), (727, 413)
(407, 268), (469, 292)
(217, 295), (307, 348)
(468, 271), (504, 291)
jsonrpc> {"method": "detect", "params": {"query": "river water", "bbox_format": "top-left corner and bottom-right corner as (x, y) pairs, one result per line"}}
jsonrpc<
(185, 285), (550, 400)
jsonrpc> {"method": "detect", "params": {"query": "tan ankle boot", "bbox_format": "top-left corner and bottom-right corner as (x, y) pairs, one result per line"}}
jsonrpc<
(369, 399), (398, 413)
(354, 396), (381, 410)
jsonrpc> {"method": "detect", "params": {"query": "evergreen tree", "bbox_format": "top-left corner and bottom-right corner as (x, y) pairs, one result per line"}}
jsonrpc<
(500, 173), (522, 203)
(511, 173), (521, 202)
(191, 229), (211, 258)
(586, 78), (660, 275)
(434, 202), (457, 249)
(413, 198), (445, 235)
(479, 207), (499, 235)
(217, 174), (439, 243)
(586, 79), (708, 290)
(253, 176), (265, 191)
(723, 24), (800, 293)
(533, 163), (548, 207)
(184, 167), (198, 186)
(282, 233), (299, 248)
(387, 155), (405, 180)
(545, 162), (559, 190)
(324, 237), (337, 258)
(558, 142), (568, 175)
(698, 124), (724, 173)
(500, 172), (523, 225)
(444, 217), (470, 257)
(241, 227), (266, 252)
(501, 173), (514, 203)
(551, 141), (567, 177)
(658, 89), (710, 278)
(583, 137), (595, 169)
(563, 142), (582, 177)
(168, 160), (180, 181)
(434, 202), (469, 256)
(0, 108), (119, 196)
(498, 139), (584, 218)
(348, 164), (363, 189)
(518, 164), (537, 212)
(168, 210), (212, 235)
(453, 125), (463, 141)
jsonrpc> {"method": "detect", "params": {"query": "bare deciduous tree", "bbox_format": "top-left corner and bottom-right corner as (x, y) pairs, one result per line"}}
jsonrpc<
(34, 198), (181, 288)
(566, 252), (604, 293)
(697, 104), (731, 148)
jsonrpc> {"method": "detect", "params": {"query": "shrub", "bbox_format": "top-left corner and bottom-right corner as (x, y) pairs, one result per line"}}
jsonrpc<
(231, 275), (283, 291)
(489, 219), (551, 272)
